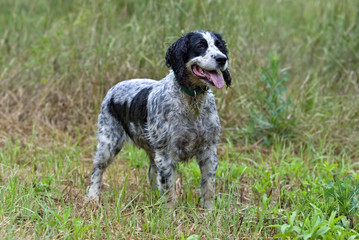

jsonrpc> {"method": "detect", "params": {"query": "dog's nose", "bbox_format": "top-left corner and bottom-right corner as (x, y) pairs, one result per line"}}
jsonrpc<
(215, 55), (227, 66)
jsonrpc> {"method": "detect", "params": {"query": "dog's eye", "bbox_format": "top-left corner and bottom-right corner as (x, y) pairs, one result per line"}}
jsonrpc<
(197, 40), (208, 49)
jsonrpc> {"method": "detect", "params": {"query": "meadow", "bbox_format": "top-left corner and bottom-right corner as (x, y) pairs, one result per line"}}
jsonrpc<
(1, 0), (359, 239)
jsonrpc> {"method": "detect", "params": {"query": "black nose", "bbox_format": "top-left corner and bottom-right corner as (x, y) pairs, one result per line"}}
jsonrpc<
(215, 55), (227, 66)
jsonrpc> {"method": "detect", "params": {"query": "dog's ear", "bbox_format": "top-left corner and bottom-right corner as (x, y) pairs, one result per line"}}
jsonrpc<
(213, 33), (231, 87)
(165, 34), (189, 87)
(222, 69), (231, 87)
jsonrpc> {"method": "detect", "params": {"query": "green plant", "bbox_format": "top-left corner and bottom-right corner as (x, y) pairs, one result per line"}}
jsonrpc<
(33, 175), (54, 193)
(268, 211), (301, 239)
(269, 206), (359, 239)
(245, 54), (294, 146)
(324, 176), (359, 220)
(122, 144), (149, 169)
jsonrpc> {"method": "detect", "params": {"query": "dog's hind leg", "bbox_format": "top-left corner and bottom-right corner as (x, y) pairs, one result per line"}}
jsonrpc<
(87, 118), (125, 200)
(146, 150), (158, 190)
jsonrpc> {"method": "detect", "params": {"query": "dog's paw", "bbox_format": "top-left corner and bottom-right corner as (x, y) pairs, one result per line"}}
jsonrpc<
(84, 195), (101, 210)
(166, 198), (177, 211)
(85, 195), (99, 203)
(201, 200), (214, 210)
(157, 191), (177, 211)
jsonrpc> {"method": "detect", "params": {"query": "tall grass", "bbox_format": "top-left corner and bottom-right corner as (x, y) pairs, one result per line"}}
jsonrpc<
(1, 0), (359, 238)
(1, 0), (358, 149)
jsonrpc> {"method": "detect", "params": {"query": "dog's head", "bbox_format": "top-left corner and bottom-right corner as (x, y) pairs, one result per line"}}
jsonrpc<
(166, 31), (231, 90)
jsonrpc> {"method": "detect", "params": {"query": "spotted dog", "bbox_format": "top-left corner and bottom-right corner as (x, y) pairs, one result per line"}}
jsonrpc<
(87, 30), (231, 209)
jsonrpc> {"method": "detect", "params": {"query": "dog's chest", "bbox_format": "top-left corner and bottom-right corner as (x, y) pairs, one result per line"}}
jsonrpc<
(171, 117), (219, 159)
(148, 100), (220, 160)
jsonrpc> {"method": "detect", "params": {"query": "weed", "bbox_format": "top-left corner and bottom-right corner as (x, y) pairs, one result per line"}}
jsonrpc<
(269, 207), (359, 239)
(324, 176), (359, 223)
(245, 54), (294, 146)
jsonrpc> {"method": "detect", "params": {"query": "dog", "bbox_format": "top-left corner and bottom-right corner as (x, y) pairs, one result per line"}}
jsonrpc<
(87, 30), (231, 209)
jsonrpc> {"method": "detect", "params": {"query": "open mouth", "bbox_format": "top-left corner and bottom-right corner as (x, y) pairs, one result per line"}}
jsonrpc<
(192, 65), (225, 89)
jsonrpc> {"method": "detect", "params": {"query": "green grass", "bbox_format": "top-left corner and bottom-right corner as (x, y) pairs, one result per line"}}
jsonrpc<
(1, 0), (359, 239)
(1, 137), (359, 239)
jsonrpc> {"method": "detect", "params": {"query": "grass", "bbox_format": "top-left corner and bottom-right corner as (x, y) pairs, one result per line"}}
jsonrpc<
(1, 138), (359, 239)
(1, 0), (359, 239)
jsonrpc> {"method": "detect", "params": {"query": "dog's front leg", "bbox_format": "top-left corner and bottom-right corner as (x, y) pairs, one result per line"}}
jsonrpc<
(154, 151), (177, 208)
(196, 146), (219, 209)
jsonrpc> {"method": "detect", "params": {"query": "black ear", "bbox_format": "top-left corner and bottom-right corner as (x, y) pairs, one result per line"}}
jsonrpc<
(213, 33), (231, 87)
(165, 34), (189, 88)
(222, 69), (231, 87)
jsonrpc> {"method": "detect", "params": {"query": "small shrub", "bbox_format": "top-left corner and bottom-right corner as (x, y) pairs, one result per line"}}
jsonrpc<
(245, 54), (295, 146)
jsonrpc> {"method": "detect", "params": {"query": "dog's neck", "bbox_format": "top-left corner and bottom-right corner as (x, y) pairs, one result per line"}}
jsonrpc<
(171, 70), (208, 97)
(180, 85), (208, 97)
(169, 71), (209, 120)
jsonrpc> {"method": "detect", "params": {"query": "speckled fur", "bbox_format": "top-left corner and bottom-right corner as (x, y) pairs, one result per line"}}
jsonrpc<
(87, 31), (231, 209)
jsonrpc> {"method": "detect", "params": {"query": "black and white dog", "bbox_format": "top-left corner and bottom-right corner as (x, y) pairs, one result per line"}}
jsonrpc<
(87, 30), (231, 209)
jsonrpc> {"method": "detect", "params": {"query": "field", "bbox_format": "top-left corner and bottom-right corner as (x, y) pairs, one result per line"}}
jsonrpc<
(1, 0), (359, 239)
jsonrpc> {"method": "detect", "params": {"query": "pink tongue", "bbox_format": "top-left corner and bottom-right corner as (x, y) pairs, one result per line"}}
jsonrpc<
(204, 71), (225, 89)
(193, 65), (225, 89)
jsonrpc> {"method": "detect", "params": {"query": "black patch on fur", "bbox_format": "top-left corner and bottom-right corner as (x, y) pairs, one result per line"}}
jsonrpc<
(186, 33), (209, 60)
(160, 175), (166, 184)
(108, 87), (152, 138)
(212, 32), (228, 56)
(129, 87), (152, 125)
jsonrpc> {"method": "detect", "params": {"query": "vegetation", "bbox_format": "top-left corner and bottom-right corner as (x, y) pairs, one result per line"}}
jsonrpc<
(1, 0), (358, 238)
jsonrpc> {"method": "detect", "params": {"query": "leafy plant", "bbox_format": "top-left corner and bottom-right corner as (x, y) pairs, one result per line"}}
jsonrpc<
(268, 211), (301, 239)
(33, 175), (54, 193)
(324, 176), (359, 219)
(268, 206), (359, 239)
(245, 54), (294, 146)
